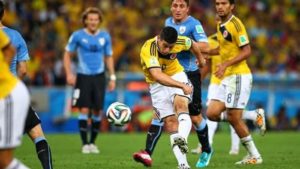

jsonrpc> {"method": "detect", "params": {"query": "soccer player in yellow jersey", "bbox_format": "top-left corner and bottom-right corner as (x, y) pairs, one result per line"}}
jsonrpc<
(192, 33), (266, 156)
(136, 26), (205, 169)
(206, 0), (263, 165)
(0, 30), (30, 169)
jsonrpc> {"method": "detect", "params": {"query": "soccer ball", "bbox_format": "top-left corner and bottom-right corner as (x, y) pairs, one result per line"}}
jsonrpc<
(106, 102), (132, 126)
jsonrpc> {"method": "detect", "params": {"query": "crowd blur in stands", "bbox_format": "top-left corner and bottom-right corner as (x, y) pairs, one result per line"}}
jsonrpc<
(3, 0), (300, 86)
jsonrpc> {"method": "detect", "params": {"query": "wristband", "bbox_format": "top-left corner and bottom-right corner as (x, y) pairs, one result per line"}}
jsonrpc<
(110, 74), (117, 81)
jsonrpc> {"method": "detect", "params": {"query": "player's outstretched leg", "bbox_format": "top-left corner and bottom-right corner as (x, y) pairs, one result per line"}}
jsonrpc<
(229, 125), (240, 155)
(132, 119), (163, 166)
(78, 114), (89, 154)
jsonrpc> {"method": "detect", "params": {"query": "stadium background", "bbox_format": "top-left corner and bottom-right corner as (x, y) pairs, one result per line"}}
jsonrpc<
(3, 0), (300, 132)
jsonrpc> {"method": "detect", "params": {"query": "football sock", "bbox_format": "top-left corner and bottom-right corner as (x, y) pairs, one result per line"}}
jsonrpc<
(35, 137), (53, 169)
(242, 110), (257, 121)
(241, 135), (260, 157)
(90, 115), (101, 144)
(207, 119), (218, 145)
(78, 114), (88, 145)
(145, 119), (164, 155)
(170, 133), (188, 166)
(177, 113), (192, 140)
(229, 125), (240, 151)
(195, 120), (211, 153)
(6, 158), (29, 169)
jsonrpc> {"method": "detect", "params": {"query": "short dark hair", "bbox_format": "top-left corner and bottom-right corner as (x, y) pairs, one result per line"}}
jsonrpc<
(0, 0), (4, 20)
(81, 7), (103, 26)
(160, 26), (178, 44)
(229, 0), (235, 4)
(172, 0), (189, 6)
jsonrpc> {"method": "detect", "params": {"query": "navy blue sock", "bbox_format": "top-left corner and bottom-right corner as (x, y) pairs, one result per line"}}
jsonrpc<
(35, 137), (53, 169)
(195, 120), (211, 153)
(90, 115), (101, 144)
(145, 119), (164, 156)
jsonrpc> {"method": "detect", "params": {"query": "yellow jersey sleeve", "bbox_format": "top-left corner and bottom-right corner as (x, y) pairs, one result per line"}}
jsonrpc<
(171, 36), (192, 52)
(0, 30), (10, 49)
(140, 41), (160, 69)
(231, 18), (249, 47)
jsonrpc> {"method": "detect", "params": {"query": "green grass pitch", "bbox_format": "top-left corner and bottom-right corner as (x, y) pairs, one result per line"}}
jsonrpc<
(15, 131), (300, 169)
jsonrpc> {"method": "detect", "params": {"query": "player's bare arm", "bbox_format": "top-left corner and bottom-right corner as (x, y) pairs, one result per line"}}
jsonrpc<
(63, 50), (76, 86)
(215, 44), (251, 78)
(105, 56), (116, 91)
(17, 61), (27, 79)
(190, 40), (206, 68)
(149, 67), (192, 95)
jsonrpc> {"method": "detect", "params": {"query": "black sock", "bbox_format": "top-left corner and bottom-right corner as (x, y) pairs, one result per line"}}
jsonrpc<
(90, 120), (101, 144)
(196, 125), (211, 153)
(36, 140), (53, 169)
(145, 124), (163, 156)
(79, 119), (88, 145)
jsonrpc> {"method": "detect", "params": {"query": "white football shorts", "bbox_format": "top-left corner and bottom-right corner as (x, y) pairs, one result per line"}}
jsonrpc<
(150, 72), (192, 120)
(0, 81), (30, 149)
(212, 74), (252, 109)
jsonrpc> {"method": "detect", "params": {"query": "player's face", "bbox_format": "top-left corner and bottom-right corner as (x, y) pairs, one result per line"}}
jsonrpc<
(171, 0), (189, 22)
(215, 0), (234, 19)
(85, 13), (100, 33)
(158, 39), (175, 55)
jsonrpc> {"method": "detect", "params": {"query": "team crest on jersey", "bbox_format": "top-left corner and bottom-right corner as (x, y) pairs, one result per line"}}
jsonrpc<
(179, 26), (186, 34)
(223, 30), (228, 38)
(98, 38), (105, 46)
(170, 53), (177, 59)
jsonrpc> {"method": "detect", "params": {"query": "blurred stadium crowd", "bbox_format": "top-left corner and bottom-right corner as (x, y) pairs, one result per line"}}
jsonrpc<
(2, 0), (300, 86)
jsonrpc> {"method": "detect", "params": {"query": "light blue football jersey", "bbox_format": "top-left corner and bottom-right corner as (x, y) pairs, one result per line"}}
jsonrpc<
(3, 27), (29, 76)
(165, 16), (208, 72)
(66, 29), (113, 75)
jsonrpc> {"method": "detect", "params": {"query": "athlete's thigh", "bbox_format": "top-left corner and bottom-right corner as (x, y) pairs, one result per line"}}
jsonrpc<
(223, 74), (252, 109)
(24, 106), (41, 134)
(186, 71), (202, 116)
(72, 74), (92, 108)
(0, 82), (29, 149)
(150, 83), (174, 120)
(91, 73), (106, 111)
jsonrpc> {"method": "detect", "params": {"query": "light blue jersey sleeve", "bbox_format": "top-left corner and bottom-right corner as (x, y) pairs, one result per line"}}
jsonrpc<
(104, 32), (113, 57)
(192, 20), (208, 43)
(3, 28), (29, 75)
(65, 31), (79, 52)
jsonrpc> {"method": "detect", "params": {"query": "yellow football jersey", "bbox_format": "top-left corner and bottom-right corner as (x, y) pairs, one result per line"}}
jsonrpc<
(140, 36), (192, 83)
(208, 33), (221, 85)
(0, 29), (18, 98)
(217, 15), (251, 77)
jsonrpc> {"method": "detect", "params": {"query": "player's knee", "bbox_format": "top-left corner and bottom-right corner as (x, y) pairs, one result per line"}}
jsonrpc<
(163, 116), (178, 133)
(191, 115), (202, 125)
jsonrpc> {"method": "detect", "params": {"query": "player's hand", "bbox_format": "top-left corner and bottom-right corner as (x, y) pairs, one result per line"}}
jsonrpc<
(66, 73), (76, 86)
(182, 83), (193, 95)
(198, 58), (206, 68)
(107, 80), (116, 91)
(215, 63), (226, 78)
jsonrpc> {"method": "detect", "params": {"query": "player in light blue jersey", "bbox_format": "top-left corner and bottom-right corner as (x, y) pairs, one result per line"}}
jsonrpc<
(133, 0), (213, 168)
(0, 1), (53, 168)
(63, 7), (116, 154)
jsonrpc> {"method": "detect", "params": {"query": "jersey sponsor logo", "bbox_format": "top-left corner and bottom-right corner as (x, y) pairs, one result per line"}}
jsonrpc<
(98, 38), (105, 46)
(239, 35), (248, 45)
(196, 25), (204, 33)
(82, 38), (88, 43)
(179, 26), (186, 34)
(150, 56), (159, 66)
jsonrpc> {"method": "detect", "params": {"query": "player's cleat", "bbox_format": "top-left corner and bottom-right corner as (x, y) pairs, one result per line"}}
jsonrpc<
(133, 150), (152, 167)
(255, 108), (266, 136)
(89, 144), (100, 154)
(196, 149), (213, 168)
(173, 136), (188, 154)
(81, 144), (90, 154)
(235, 155), (263, 165)
(191, 144), (202, 154)
(229, 149), (239, 155)
(178, 163), (190, 169)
